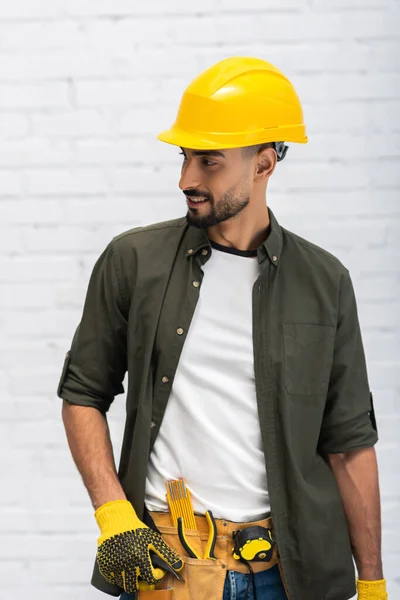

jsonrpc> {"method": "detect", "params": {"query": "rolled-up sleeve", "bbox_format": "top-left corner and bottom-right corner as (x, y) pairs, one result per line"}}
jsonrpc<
(57, 239), (128, 414)
(318, 271), (378, 455)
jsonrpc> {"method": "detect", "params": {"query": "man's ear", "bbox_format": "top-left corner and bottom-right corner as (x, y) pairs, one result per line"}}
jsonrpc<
(254, 147), (277, 181)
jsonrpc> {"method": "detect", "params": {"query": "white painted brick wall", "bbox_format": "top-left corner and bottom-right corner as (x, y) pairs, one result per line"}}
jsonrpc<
(0, 0), (399, 598)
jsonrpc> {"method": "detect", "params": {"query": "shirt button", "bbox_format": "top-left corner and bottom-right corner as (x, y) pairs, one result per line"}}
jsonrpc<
(151, 421), (156, 428)
(201, 248), (208, 255)
(193, 281), (200, 288)
(161, 376), (169, 384)
(176, 328), (184, 335)
(272, 255), (277, 262)
(188, 248), (194, 255)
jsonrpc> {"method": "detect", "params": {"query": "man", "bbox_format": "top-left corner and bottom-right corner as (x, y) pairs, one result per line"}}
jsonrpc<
(58, 57), (388, 600)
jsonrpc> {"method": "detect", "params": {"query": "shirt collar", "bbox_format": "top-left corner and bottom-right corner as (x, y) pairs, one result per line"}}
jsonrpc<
(184, 207), (283, 267)
(262, 207), (283, 267)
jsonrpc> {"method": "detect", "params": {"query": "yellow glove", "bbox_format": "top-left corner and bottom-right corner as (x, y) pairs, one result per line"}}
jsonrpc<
(95, 500), (183, 594)
(357, 578), (388, 600)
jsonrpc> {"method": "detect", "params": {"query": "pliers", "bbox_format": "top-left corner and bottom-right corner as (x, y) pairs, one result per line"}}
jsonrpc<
(177, 510), (217, 560)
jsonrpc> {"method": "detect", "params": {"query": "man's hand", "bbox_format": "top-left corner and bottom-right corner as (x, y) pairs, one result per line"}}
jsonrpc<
(95, 500), (184, 593)
(357, 578), (388, 599)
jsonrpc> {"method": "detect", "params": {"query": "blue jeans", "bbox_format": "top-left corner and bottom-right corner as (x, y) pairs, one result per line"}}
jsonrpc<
(120, 564), (287, 599)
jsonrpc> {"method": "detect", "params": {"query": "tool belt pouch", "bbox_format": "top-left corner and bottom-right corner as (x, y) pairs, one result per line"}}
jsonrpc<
(152, 524), (226, 600)
(138, 590), (173, 600)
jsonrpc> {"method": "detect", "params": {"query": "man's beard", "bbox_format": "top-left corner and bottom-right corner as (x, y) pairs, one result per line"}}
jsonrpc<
(185, 182), (250, 229)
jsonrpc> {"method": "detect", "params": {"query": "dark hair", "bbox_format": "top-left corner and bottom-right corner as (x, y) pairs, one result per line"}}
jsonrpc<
(242, 142), (288, 162)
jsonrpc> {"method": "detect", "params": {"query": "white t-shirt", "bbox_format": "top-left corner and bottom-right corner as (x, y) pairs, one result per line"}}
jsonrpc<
(145, 240), (270, 522)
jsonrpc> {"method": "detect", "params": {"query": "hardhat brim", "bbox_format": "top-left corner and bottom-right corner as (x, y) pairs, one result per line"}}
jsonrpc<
(158, 124), (308, 150)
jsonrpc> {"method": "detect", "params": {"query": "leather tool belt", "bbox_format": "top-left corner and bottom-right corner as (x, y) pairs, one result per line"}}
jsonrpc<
(138, 509), (288, 600)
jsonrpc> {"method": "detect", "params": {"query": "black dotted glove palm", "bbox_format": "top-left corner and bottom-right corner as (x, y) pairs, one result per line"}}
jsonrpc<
(95, 500), (183, 594)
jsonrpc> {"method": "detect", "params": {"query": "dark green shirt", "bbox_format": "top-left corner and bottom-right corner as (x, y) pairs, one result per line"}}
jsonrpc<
(57, 208), (378, 600)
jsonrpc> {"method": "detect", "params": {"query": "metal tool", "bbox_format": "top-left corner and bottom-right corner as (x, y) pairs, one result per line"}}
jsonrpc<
(177, 510), (217, 560)
(138, 552), (185, 593)
(139, 552), (185, 591)
(151, 553), (185, 582)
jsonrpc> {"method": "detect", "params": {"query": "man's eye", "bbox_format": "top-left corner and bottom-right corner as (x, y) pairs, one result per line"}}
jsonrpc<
(179, 152), (216, 167)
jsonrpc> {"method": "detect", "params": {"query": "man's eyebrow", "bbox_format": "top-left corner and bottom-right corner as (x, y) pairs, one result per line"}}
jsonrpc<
(180, 148), (226, 158)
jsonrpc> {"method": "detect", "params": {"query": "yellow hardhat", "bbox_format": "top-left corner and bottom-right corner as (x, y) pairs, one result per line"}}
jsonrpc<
(158, 56), (308, 150)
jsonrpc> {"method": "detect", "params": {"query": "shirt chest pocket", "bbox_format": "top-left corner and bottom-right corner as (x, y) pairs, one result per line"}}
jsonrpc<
(283, 323), (335, 396)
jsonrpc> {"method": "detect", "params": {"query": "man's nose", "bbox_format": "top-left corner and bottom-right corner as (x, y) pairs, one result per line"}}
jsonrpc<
(178, 160), (202, 192)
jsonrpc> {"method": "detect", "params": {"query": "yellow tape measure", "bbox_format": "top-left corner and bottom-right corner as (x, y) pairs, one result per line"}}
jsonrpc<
(232, 526), (275, 562)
